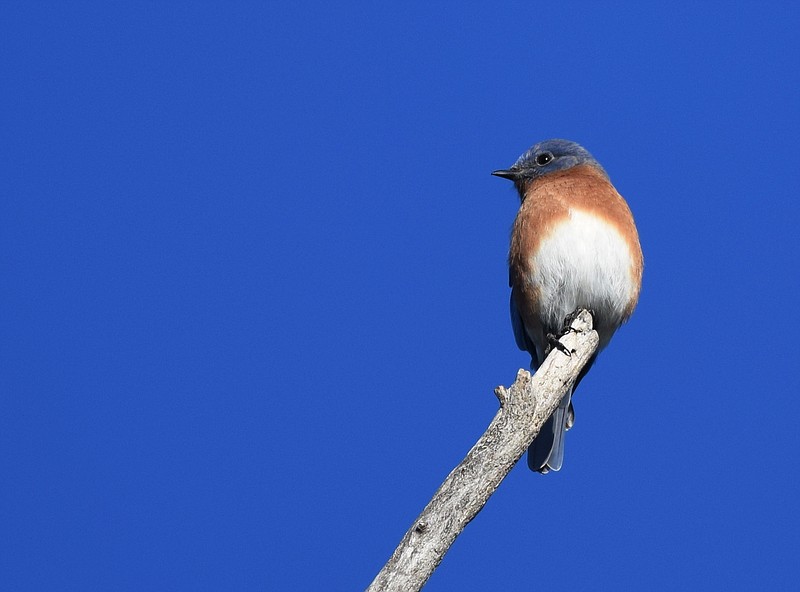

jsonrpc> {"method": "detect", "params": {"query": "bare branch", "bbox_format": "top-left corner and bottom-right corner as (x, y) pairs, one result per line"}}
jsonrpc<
(366, 310), (599, 592)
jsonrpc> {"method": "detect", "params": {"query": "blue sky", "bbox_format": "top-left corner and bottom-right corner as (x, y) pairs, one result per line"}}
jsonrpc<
(3, 2), (799, 590)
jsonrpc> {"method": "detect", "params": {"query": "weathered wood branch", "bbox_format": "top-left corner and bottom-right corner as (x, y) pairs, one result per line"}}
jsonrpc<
(366, 309), (599, 592)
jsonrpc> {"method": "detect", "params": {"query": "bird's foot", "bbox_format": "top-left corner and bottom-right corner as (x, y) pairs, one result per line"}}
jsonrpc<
(545, 309), (594, 357)
(561, 308), (594, 335)
(546, 333), (572, 357)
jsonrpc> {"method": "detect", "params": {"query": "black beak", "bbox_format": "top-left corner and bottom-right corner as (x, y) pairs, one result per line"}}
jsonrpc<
(491, 169), (519, 180)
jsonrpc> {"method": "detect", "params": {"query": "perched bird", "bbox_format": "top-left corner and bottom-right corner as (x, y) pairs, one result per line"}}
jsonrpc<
(493, 139), (643, 473)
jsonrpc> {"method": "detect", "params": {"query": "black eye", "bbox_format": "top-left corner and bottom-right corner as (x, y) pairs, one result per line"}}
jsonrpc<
(535, 152), (554, 166)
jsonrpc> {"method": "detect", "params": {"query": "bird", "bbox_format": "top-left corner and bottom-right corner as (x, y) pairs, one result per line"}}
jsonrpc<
(492, 139), (643, 473)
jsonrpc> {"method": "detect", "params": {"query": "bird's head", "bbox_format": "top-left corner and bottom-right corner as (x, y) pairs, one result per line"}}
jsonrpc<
(492, 139), (608, 193)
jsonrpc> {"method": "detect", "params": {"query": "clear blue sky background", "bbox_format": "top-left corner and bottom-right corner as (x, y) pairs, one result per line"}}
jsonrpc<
(3, 3), (799, 590)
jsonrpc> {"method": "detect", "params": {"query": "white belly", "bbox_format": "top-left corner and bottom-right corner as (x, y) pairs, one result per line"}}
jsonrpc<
(529, 208), (637, 336)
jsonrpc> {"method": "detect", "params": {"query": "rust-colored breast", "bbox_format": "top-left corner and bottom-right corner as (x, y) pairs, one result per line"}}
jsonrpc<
(508, 164), (643, 315)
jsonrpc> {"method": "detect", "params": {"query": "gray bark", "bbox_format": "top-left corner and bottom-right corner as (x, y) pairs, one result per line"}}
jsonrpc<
(366, 310), (599, 592)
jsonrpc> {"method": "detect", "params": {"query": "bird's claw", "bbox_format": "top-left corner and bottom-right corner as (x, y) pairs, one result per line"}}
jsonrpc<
(546, 333), (572, 357)
(561, 308), (593, 335)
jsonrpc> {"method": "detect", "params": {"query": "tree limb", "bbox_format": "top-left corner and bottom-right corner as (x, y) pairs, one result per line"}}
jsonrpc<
(366, 309), (599, 592)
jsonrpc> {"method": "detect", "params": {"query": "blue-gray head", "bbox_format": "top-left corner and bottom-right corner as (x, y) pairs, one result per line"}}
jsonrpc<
(492, 139), (607, 188)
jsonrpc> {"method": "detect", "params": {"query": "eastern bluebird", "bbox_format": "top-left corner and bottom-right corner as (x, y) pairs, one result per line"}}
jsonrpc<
(493, 139), (643, 473)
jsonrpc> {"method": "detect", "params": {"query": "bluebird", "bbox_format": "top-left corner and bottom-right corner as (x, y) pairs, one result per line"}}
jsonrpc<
(493, 139), (643, 473)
